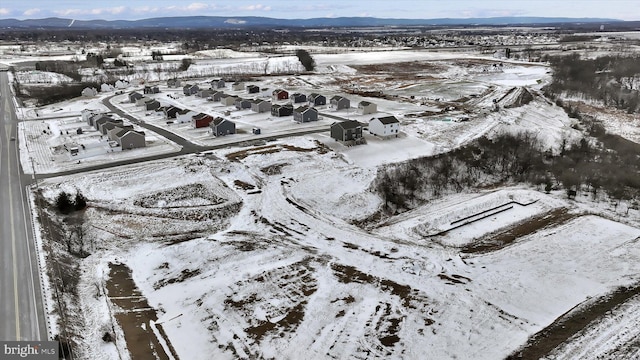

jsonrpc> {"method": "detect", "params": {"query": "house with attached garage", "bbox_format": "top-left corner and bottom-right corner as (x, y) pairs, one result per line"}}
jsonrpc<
(330, 95), (350, 110)
(128, 91), (143, 103)
(211, 79), (225, 89)
(308, 93), (326, 106)
(272, 89), (289, 101)
(271, 104), (294, 117)
(114, 129), (146, 149)
(192, 113), (214, 128)
(369, 116), (400, 138)
(293, 106), (318, 123)
(291, 93), (307, 103)
(251, 99), (271, 113)
(210, 117), (236, 136)
(330, 120), (364, 144)
(235, 98), (252, 110)
(358, 101), (377, 115)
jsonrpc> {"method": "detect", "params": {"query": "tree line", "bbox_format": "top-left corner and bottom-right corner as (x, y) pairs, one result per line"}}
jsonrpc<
(543, 53), (640, 113)
(374, 127), (639, 214)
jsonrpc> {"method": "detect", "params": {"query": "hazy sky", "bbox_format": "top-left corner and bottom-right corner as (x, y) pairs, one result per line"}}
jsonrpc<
(1, 0), (638, 21)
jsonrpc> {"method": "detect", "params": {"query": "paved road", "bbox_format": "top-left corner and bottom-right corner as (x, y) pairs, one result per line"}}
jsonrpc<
(0, 70), (46, 341)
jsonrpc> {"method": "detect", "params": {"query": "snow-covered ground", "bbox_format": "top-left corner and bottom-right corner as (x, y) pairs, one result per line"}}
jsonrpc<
(19, 47), (640, 360)
(33, 138), (640, 360)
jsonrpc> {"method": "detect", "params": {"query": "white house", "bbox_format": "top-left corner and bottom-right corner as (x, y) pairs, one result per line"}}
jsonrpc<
(369, 116), (400, 138)
(115, 79), (130, 89)
(81, 87), (98, 97)
(100, 83), (115, 92)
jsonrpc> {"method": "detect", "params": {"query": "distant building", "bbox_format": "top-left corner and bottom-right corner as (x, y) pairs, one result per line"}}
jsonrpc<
(115, 79), (130, 89)
(163, 106), (181, 119)
(291, 93), (307, 103)
(235, 98), (252, 110)
(220, 94), (238, 106)
(143, 85), (160, 94)
(271, 104), (294, 117)
(211, 79), (225, 89)
(272, 89), (289, 101)
(251, 99), (271, 113)
(128, 91), (143, 103)
(210, 117), (236, 136)
(358, 101), (377, 115)
(293, 106), (318, 123)
(330, 95), (350, 110)
(192, 113), (214, 128)
(308, 93), (326, 106)
(247, 85), (260, 94)
(100, 83), (115, 92)
(183, 84), (199, 96)
(167, 78), (181, 88)
(231, 82), (245, 91)
(81, 87), (98, 97)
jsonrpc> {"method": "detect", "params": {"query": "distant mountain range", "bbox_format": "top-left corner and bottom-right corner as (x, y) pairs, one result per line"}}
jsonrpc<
(0, 16), (623, 29)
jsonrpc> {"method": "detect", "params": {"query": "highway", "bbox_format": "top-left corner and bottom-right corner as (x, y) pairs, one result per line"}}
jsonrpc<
(0, 70), (47, 341)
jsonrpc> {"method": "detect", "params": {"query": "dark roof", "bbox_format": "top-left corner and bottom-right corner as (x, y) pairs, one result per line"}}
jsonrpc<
(295, 105), (317, 114)
(177, 109), (193, 115)
(359, 101), (373, 106)
(211, 117), (228, 126)
(376, 116), (399, 125)
(192, 112), (212, 120)
(335, 120), (361, 129)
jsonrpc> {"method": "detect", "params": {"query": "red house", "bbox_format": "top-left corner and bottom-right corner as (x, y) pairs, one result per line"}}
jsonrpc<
(192, 112), (214, 128)
(272, 89), (289, 101)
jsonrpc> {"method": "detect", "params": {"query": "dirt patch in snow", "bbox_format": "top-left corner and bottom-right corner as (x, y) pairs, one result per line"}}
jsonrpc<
(106, 263), (178, 360)
(461, 208), (577, 254)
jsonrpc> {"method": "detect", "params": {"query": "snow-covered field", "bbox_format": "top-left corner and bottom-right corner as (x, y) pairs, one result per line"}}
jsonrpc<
(18, 47), (640, 359)
(33, 137), (640, 360)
